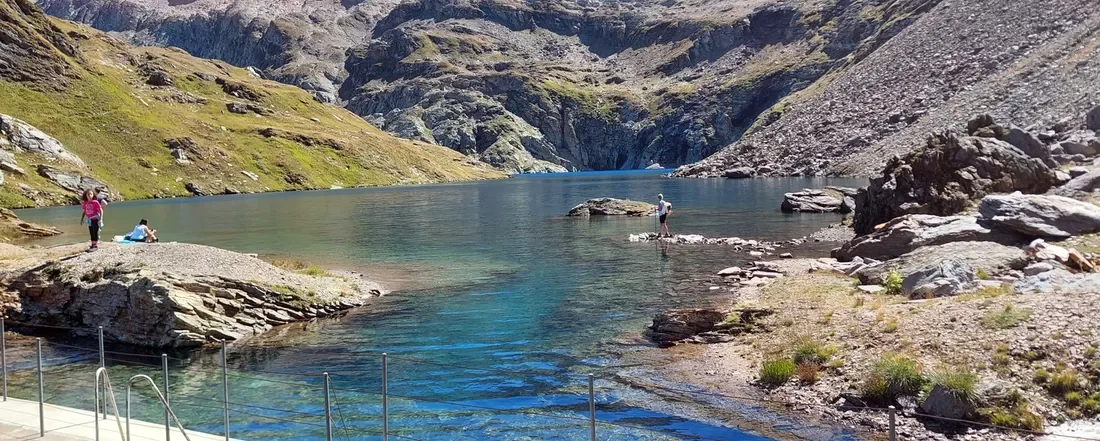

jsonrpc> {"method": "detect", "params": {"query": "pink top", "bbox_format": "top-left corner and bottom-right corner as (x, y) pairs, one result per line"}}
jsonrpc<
(82, 200), (102, 219)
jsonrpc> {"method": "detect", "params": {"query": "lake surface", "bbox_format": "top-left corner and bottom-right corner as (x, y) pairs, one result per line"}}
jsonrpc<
(8, 171), (866, 440)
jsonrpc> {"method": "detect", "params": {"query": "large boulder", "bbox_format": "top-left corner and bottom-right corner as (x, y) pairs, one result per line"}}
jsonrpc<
(834, 215), (1023, 262)
(568, 198), (655, 217)
(919, 385), (977, 420)
(902, 260), (977, 298)
(979, 193), (1100, 238)
(781, 189), (843, 213)
(0, 114), (85, 167)
(1004, 126), (1050, 161)
(854, 131), (1058, 235)
(856, 241), (1028, 286)
(1057, 168), (1100, 195)
(36, 165), (106, 195)
(723, 167), (755, 179)
(1087, 105), (1100, 131)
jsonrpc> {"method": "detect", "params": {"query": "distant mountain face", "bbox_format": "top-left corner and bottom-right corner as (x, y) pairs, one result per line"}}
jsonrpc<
(37, 0), (941, 174)
(0, 0), (502, 208)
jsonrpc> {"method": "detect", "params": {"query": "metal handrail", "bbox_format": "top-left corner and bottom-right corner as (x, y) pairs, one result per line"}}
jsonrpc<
(94, 367), (126, 441)
(126, 374), (193, 441)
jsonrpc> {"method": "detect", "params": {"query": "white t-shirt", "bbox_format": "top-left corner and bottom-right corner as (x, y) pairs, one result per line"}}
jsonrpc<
(657, 201), (671, 216)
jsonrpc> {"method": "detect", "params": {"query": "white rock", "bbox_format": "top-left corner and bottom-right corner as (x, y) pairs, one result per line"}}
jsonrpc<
(717, 267), (743, 276)
(858, 285), (885, 294)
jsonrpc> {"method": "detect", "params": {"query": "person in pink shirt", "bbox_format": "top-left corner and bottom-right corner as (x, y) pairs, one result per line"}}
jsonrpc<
(79, 189), (104, 251)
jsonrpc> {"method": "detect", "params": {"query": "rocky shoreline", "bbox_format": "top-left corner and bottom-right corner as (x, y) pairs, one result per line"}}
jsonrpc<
(0, 242), (384, 347)
(641, 110), (1100, 440)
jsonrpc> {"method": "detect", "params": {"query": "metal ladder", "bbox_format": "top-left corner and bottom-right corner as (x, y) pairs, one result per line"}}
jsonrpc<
(94, 368), (193, 441)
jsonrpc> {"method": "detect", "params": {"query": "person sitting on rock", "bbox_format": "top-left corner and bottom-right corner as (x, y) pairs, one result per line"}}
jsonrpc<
(125, 219), (158, 243)
(79, 189), (104, 252)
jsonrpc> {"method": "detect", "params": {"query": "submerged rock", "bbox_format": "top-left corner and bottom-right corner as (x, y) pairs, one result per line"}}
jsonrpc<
(568, 198), (655, 217)
(647, 308), (772, 347)
(7, 243), (383, 347)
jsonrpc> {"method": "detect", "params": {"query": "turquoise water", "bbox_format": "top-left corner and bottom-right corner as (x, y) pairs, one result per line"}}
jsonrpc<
(8, 171), (866, 440)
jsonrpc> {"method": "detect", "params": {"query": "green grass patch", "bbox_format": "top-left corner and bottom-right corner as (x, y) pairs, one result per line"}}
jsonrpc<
(928, 368), (978, 404)
(792, 339), (837, 366)
(884, 270), (903, 295)
(759, 358), (795, 388)
(982, 305), (1032, 329)
(861, 354), (925, 403)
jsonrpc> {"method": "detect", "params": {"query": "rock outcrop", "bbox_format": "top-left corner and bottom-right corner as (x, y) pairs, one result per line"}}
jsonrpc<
(853, 130), (1057, 235)
(36, 165), (106, 195)
(568, 198), (654, 217)
(780, 189), (844, 213)
(979, 193), (1100, 239)
(835, 215), (1022, 262)
(856, 241), (1028, 286)
(646, 308), (772, 347)
(4, 243), (384, 348)
(0, 208), (61, 239)
(901, 260), (977, 298)
(1, 114), (85, 167)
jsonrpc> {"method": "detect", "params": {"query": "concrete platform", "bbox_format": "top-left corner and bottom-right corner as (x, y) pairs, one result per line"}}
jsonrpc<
(0, 398), (237, 441)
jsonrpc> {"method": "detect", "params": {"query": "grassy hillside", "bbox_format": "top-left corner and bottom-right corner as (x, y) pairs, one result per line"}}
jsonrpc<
(0, 1), (503, 209)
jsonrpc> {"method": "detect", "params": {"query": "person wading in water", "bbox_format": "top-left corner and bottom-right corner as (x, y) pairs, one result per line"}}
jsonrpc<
(656, 194), (673, 238)
(79, 189), (104, 252)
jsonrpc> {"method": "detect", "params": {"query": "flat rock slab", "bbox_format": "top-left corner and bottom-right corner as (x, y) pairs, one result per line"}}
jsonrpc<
(857, 241), (1028, 285)
(569, 198), (655, 216)
(979, 192), (1100, 238)
(834, 214), (1023, 261)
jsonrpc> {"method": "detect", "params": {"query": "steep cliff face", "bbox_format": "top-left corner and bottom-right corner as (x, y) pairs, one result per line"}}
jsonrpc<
(34, 0), (934, 173)
(676, 0), (1100, 178)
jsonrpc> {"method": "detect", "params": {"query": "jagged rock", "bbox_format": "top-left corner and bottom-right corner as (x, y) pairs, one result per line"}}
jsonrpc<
(1060, 131), (1099, 156)
(1, 160), (25, 175)
(857, 241), (1028, 286)
(854, 131), (1057, 235)
(967, 114), (996, 134)
(1058, 169), (1100, 195)
(1069, 167), (1091, 178)
(646, 308), (771, 347)
(834, 215), (1022, 262)
(146, 71), (173, 87)
(0, 208), (61, 237)
(1, 114), (85, 167)
(36, 165), (106, 195)
(979, 192), (1100, 238)
(723, 167), (755, 179)
(569, 198), (654, 217)
(1023, 262), (1054, 276)
(781, 189), (843, 213)
(919, 385), (976, 420)
(184, 182), (208, 196)
(226, 102), (269, 115)
(1004, 126), (1049, 160)
(902, 260), (977, 298)
(1088, 105), (1100, 131)
(7, 243), (382, 347)
(223, 187), (240, 195)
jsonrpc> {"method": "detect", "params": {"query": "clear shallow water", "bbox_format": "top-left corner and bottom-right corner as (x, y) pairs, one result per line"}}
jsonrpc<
(8, 171), (866, 440)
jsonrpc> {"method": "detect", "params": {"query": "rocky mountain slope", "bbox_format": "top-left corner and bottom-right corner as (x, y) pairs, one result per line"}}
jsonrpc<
(0, 0), (501, 209)
(676, 0), (1100, 178)
(34, 0), (944, 173)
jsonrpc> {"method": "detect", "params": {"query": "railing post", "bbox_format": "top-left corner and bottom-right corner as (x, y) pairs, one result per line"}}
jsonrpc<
(382, 353), (388, 441)
(163, 354), (171, 441)
(36, 338), (44, 437)
(323, 373), (332, 441)
(221, 340), (229, 441)
(98, 326), (105, 420)
(888, 405), (896, 441)
(588, 374), (596, 441)
(1, 318), (7, 402)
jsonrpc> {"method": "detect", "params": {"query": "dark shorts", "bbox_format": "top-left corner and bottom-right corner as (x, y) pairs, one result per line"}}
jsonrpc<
(659, 214), (668, 224)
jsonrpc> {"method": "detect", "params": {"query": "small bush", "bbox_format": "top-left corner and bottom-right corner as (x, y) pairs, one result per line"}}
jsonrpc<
(976, 268), (990, 280)
(883, 319), (898, 333)
(1033, 368), (1050, 384)
(1049, 371), (1080, 395)
(861, 354), (925, 402)
(930, 369), (979, 404)
(1065, 391), (1084, 406)
(1082, 393), (1100, 416)
(986, 405), (1044, 431)
(1086, 346), (1097, 359)
(982, 305), (1032, 329)
(760, 358), (796, 387)
(884, 270), (903, 295)
(796, 362), (820, 385)
(793, 340), (836, 366)
(992, 353), (1011, 369)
